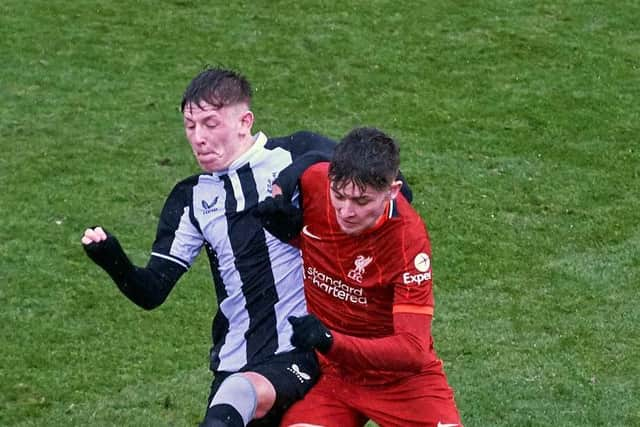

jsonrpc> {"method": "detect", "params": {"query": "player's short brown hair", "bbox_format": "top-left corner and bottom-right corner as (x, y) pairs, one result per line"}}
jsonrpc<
(181, 67), (252, 112)
(329, 127), (400, 192)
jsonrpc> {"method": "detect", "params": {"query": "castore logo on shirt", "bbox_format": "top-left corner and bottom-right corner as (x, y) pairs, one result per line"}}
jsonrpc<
(201, 197), (219, 214)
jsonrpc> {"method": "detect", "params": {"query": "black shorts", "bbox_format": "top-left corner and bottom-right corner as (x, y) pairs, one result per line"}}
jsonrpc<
(205, 349), (320, 427)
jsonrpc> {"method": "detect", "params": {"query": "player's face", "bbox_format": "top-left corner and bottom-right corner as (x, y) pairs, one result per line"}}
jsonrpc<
(329, 179), (401, 235)
(183, 101), (254, 172)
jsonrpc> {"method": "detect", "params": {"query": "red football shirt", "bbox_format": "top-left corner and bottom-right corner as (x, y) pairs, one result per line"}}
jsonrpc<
(298, 163), (442, 384)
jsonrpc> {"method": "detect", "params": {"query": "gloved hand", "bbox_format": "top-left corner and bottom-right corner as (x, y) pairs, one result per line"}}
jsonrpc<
(82, 227), (132, 280)
(253, 195), (303, 242)
(288, 314), (333, 354)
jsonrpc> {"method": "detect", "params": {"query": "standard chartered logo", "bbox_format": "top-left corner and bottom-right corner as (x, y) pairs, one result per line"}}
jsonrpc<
(304, 266), (367, 305)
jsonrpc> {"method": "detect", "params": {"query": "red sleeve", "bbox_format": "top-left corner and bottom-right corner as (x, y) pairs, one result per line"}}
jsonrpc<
(325, 310), (435, 372)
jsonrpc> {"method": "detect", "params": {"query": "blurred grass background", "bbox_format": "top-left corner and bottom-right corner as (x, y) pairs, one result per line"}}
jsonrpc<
(1, 1), (639, 426)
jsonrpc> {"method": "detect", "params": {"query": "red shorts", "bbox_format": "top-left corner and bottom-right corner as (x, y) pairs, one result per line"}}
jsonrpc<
(280, 366), (462, 427)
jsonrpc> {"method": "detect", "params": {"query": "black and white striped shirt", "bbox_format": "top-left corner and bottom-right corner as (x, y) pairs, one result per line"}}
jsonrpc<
(150, 131), (335, 371)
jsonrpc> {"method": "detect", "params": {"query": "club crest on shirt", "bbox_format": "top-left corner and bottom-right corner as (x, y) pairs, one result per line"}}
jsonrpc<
(266, 171), (278, 195)
(347, 255), (373, 283)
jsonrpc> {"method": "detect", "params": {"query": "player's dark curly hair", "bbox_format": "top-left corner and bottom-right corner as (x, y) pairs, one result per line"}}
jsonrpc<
(181, 67), (252, 112)
(329, 127), (400, 192)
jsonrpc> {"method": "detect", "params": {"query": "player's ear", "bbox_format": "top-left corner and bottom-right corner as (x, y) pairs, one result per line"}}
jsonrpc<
(239, 109), (254, 130)
(388, 180), (403, 200)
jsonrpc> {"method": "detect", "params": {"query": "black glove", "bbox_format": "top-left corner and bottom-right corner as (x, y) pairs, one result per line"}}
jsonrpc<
(288, 314), (333, 354)
(253, 195), (303, 242)
(83, 229), (133, 282)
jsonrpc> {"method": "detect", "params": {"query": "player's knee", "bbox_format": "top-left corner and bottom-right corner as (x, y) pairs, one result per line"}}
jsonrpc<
(239, 371), (276, 418)
(207, 373), (257, 425)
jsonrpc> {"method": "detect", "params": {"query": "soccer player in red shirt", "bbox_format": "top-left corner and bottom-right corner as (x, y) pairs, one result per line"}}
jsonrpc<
(255, 127), (463, 427)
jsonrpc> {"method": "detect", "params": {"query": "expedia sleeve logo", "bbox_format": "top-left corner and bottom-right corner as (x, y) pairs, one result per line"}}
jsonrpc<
(402, 252), (432, 286)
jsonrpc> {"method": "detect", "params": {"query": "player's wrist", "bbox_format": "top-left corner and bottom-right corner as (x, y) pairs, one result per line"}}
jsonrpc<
(315, 327), (333, 354)
(253, 195), (303, 242)
(83, 230), (133, 280)
(288, 314), (333, 353)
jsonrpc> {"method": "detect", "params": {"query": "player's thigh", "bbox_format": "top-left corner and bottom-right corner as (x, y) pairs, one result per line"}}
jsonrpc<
(247, 350), (320, 426)
(360, 371), (462, 427)
(281, 375), (367, 427)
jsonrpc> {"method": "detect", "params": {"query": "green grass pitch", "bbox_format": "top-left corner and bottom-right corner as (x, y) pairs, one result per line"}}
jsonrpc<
(1, 1), (639, 426)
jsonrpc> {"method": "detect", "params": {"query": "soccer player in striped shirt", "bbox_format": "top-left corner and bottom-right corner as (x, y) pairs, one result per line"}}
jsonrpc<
(81, 68), (337, 426)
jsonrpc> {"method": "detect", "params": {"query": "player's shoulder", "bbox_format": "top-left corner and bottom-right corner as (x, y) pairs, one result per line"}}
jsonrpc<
(384, 205), (432, 279)
(265, 130), (336, 151)
(157, 174), (203, 214)
(165, 173), (207, 199)
(290, 130), (330, 142)
(307, 161), (330, 173)
(395, 195), (425, 220)
(172, 173), (202, 189)
(264, 130), (308, 147)
(389, 197), (429, 237)
(301, 161), (330, 183)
